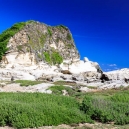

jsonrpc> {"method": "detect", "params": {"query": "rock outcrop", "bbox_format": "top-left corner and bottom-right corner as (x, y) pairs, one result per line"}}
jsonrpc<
(0, 20), (101, 81)
(5, 21), (79, 65)
(105, 68), (129, 82)
(3, 20), (129, 91)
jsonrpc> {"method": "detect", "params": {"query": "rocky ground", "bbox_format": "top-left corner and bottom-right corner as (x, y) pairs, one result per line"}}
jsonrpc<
(0, 82), (54, 93)
(1, 122), (129, 129)
(0, 69), (129, 93)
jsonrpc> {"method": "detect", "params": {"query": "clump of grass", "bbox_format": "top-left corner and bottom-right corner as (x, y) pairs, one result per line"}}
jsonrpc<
(86, 86), (97, 89)
(15, 80), (43, 86)
(54, 81), (77, 86)
(51, 51), (63, 65)
(47, 27), (52, 36)
(49, 85), (76, 96)
(44, 51), (51, 64)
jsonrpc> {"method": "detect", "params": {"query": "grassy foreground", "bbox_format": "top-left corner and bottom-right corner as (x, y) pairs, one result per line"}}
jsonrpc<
(0, 86), (129, 128)
(0, 93), (92, 128)
(49, 85), (129, 125)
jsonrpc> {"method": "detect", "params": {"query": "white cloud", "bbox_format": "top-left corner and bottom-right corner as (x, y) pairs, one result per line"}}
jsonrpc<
(108, 64), (117, 67)
(104, 69), (111, 71)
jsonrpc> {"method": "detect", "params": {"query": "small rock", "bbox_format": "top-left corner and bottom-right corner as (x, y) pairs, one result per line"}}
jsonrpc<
(79, 87), (89, 92)
(11, 76), (14, 82)
(61, 70), (72, 75)
(62, 90), (68, 96)
(0, 83), (6, 87)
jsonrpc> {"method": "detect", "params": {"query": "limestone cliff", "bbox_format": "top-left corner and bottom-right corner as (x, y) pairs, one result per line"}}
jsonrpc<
(4, 20), (79, 65)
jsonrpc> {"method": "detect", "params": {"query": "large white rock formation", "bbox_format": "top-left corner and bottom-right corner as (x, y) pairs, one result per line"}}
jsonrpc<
(0, 56), (99, 81)
(105, 68), (129, 80)
(60, 57), (97, 74)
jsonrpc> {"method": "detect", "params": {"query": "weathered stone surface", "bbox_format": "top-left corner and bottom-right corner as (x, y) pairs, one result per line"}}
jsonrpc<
(5, 21), (80, 65)
(105, 68), (129, 81)
(72, 74), (84, 81)
(79, 87), (91, 92)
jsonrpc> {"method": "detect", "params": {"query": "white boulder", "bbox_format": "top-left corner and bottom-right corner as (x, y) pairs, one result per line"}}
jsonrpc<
(84, 57), (89, 62)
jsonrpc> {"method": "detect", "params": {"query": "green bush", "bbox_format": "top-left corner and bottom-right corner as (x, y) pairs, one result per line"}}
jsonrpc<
(44, 52), (51, 64)
(51, 51), (63, 65)
(15, 80), (43, 86)
(0, 93), (91, 128)
(60, 25), (67, 29)
(44, 50), (63, 65)
(57, 25), (68, 31)
(49, 85), (76, 96)
(67, 33), (72, 40)
(80, 91), (129, 125)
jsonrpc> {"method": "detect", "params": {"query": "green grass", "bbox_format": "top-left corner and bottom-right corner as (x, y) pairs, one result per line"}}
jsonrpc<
(49, 85), (129, 125)
(49, 85), (88, 103)
(47, 27), (52, 36)
(1, 81), (129, 128)
(49, 85), (77, 96)
(86, 86), (97, 89)
(44, 51), (52, 64)
(51, 51), (63, 65)
(0, 92), (92, 128)
(54, 81), (77, 86)
(15, 80), (43, 86)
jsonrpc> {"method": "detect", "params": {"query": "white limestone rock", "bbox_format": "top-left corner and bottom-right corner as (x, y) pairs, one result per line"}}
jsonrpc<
(60, 59), (97, 74)
(79, 87), (91, 92)
(105, 68), (129, 81)
(84, 57), (89, 62)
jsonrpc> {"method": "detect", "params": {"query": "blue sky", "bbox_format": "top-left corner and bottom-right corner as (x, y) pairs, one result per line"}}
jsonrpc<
(0, 0), (129, 71)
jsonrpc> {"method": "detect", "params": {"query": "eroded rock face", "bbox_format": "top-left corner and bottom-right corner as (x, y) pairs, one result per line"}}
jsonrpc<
(5, 52), (36, 66)
(6, 21), (80, 65)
